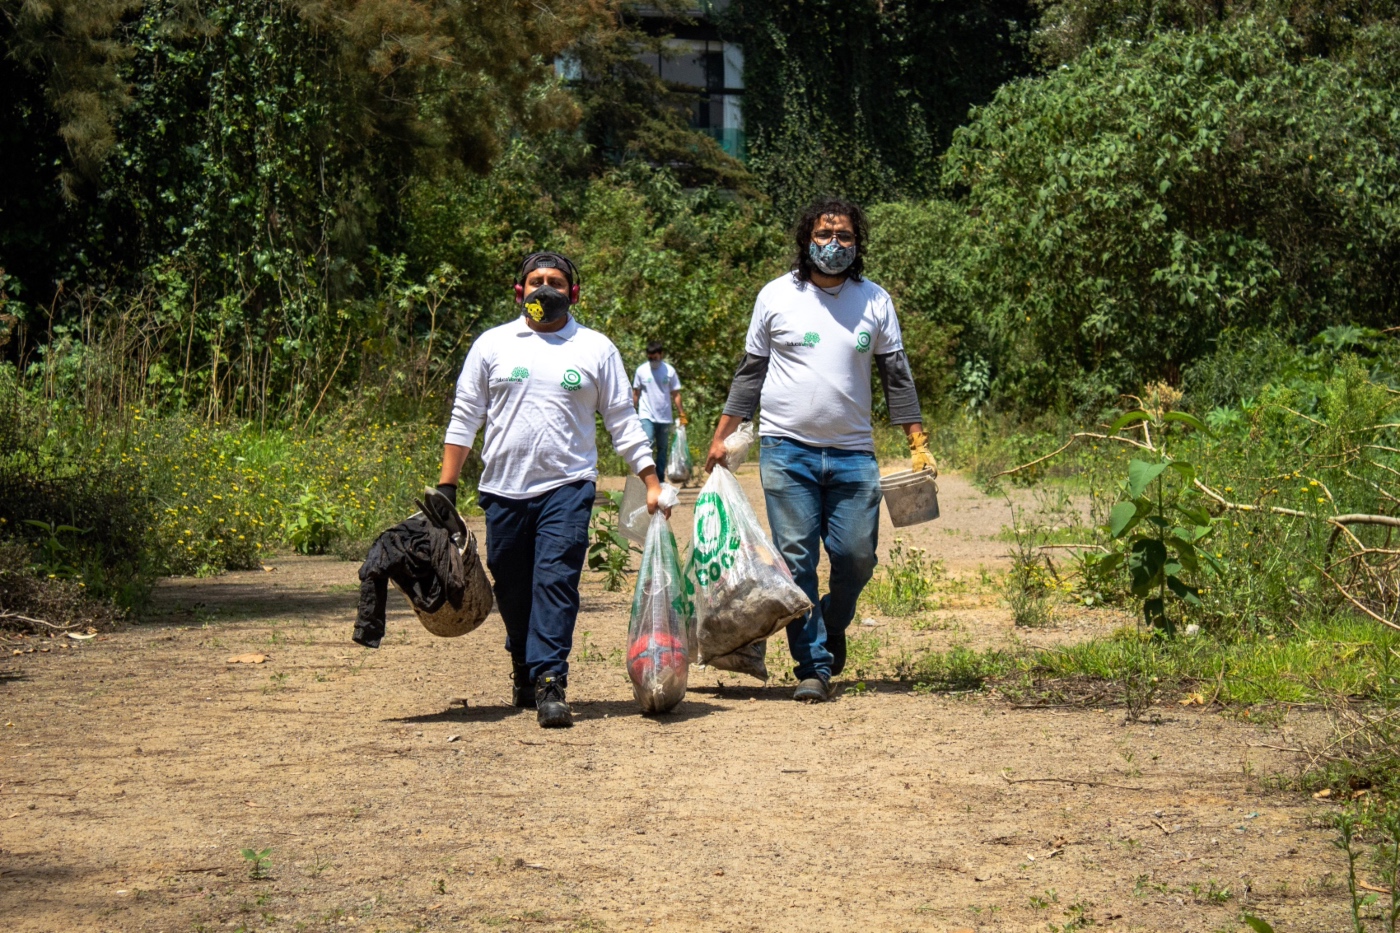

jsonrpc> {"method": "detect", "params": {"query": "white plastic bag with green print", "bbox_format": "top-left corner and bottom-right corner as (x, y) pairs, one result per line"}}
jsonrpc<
(686, 465), (810, 678)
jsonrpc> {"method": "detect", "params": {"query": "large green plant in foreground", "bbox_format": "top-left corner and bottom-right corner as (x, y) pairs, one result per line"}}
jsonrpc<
(945, 20), (1400, 409)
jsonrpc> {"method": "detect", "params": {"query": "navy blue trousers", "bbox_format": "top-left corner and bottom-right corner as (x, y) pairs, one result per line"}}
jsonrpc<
(480, 480), (595, 684)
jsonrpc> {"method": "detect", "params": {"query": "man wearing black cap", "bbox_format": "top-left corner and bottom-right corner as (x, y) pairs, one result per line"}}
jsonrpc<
(433, 251), (666, 727)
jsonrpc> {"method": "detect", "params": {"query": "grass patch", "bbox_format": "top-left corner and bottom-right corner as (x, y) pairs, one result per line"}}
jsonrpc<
(862, 539), (943, 616)
(895, 615), (1400, 717)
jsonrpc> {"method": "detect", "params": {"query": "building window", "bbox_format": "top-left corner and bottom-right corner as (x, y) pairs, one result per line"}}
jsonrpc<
(650, 39), (745, 160)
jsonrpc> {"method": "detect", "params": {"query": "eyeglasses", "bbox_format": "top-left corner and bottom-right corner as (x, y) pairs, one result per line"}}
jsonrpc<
(812, 230), (856, 246)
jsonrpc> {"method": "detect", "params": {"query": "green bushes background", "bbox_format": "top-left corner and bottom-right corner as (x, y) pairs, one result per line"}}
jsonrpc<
(4, 4), (1400, 621)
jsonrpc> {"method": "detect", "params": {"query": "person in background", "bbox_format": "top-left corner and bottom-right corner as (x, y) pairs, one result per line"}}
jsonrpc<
(431, 251), (666, 728)
(631, 340), (687, 481)
(705, 196), (935, 703)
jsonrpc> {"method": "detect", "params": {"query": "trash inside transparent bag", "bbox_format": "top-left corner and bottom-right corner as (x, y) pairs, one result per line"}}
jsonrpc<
(627, 502), (691, 713)
(667, 424), (693, 484)
(686, 465), (810, 678)
(722, 420), (756, 470)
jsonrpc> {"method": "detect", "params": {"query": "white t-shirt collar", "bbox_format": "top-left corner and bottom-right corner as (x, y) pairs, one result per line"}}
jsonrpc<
(513, 314), (578, 339)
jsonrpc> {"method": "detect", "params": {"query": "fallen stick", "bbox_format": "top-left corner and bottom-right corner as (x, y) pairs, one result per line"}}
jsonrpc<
(0, 611), (77, 631)
(1318, 566), (1400, 633)
(1000, 772), (1145, 791)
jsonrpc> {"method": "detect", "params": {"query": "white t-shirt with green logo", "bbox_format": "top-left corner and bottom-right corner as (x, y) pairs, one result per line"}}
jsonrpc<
(632, 361), (682, 423)
(745, 272), (905, 451)
(446, 316), (655, 498)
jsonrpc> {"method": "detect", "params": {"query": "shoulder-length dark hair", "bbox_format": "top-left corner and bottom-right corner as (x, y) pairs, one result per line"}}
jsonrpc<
(791, 196), (868, 284)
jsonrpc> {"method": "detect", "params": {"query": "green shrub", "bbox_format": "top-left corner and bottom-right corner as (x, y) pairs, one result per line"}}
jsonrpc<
(864, 539), (943, 616)
(0, 368), (159, 605)
(0, 541), (125, 633)
(944, 21), (1400, 410)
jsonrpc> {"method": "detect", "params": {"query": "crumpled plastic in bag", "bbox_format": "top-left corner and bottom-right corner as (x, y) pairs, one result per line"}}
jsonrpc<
(705, 639), (768, 681)
(686, 465), (810, 679)
(722, 420), (756, 470)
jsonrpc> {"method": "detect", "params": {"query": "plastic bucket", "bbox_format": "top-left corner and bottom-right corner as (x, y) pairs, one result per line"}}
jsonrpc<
(880, 470), (940, 527)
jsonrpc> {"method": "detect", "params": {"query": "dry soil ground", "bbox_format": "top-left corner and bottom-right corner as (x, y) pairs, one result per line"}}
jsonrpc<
(0, 467), (1357, 932)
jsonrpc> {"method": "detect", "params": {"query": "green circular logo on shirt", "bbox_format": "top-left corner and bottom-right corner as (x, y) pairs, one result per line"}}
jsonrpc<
(561, 368), (583, 391)
(802, 331), (822, 347)
(856, 331), (871, 352)
(692, 492), (738, 585)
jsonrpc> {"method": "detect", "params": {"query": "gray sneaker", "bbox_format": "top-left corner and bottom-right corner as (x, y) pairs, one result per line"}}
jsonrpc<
(793, 676), (830, 703)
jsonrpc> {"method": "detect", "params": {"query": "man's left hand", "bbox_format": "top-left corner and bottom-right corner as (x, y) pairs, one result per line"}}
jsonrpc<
(678, 412), (689, 426)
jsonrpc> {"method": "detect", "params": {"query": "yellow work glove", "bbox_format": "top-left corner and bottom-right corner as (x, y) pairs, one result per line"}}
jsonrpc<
(908, 429), (937, 476)
(678, 412), (689, 426)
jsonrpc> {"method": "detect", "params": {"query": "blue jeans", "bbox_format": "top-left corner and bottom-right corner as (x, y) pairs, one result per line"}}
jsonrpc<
(641, 419), (672, 481)
(480, 480), (595, 684)
(759, 437), (882, 681)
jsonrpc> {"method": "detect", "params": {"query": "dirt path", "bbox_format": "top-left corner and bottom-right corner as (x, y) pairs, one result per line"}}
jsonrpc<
(0, 468), (1353, 932)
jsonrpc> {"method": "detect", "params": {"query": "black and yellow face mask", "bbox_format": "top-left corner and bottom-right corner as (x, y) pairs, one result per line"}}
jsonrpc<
(522, 285), (570, 324)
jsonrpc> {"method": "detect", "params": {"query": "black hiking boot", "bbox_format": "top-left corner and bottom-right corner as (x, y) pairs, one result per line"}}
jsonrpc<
(793, 675), (831, 703)
(828, 624), (848, 676)
(511, 662), (535, 709)
(535, 673), (573, 728)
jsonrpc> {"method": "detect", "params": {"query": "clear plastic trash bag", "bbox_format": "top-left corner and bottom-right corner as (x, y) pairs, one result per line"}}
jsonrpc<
(667, 424), (693, 484)
(626, 489), (690, 713)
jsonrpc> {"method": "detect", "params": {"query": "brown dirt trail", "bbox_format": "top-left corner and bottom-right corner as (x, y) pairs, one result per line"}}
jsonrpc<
(0, 467), (1353, 932)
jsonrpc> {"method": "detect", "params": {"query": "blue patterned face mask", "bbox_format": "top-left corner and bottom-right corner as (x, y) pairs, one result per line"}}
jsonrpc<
(809, 239), (856, 275)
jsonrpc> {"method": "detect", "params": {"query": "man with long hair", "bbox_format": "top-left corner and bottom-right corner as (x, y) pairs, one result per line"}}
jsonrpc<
(705, 197), (935, 702)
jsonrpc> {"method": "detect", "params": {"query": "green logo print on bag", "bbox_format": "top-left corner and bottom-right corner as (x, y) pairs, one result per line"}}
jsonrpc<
(692, 491), (739, 586)
(855, 330), (871, 353)
(561, 368), (583, 391)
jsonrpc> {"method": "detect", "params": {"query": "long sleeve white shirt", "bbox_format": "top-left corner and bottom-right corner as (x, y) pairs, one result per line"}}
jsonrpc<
(445, 316), (655, 498)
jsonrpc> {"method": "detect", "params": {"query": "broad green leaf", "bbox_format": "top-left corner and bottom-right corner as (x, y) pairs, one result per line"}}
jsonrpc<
(1167, 575), (1202, 606)
(1109, 410), (1151, 432)
(1143, 596), (1173, 633)
(1242, 915), (1276, 933)
(1127, 460), (1169, 497)
(1128, 538), (1167, 596)
(1095, 552), (1124, 574)
(1166, 461), (1196, 483)
(1162, 411), (1212, 434)
(1175, 504), (1212, 527)
(1109, 501), (1139, 537)
(1167, 537), (1200, 572)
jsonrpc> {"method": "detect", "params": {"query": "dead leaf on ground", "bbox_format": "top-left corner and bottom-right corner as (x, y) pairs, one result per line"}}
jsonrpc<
(227, 654), (269, 664)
